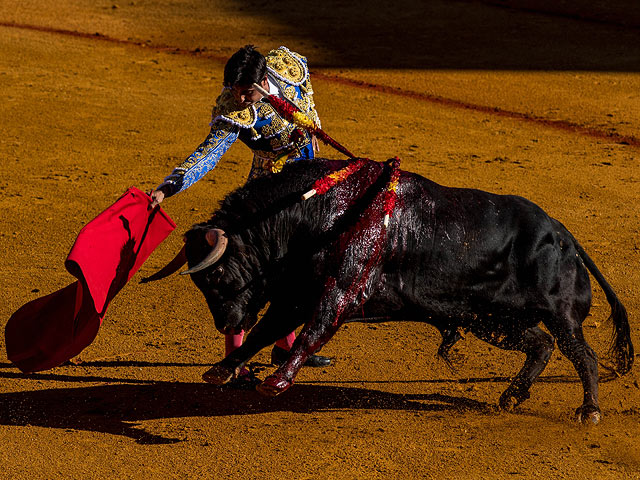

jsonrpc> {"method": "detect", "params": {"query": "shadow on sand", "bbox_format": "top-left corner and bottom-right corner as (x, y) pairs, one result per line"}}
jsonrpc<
(1, 356), (621, 444)
(0, 379), (494, 444)
(220, 0), (640, 70)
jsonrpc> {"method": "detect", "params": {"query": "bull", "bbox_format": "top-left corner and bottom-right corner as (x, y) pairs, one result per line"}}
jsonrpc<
(146, 158), (633, 424)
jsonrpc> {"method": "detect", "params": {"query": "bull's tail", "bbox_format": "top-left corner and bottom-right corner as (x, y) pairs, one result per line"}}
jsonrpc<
(573, 239), (634, 374)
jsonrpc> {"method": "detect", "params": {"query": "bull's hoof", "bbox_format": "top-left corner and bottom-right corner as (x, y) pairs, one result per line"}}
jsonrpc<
(498, 386), (530, 411)
(256, 375), (292, 397)
(498, 395), (519, 412)
(202, 364), (235, 385)
(576, 406), (601, 425)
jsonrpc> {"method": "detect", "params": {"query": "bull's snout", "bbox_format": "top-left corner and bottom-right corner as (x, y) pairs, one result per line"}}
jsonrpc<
(212, 310), (258, 337)
(217, 326), (243, 335)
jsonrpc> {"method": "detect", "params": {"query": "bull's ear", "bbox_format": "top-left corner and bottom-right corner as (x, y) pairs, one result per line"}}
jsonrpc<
(205, 229), (223, 246)
(234, 243), (248, 255)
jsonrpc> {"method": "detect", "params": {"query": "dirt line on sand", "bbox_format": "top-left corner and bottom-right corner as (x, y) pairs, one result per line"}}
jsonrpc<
(313, 72), (640, 148)
(3, 21), (639, 148)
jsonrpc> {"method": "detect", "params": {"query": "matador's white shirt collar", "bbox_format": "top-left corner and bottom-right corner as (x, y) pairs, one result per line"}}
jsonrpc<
(267, 78), (280, 96)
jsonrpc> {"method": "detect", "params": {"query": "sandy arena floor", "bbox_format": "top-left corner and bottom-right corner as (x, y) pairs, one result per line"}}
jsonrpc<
(1, 1), (639, 478)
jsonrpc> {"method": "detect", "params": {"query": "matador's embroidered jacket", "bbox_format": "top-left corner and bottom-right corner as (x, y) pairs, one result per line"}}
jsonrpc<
(159, 46), (321, 196)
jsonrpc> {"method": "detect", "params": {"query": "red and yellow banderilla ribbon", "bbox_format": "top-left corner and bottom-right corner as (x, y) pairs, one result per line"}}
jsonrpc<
(382, 157), (401, 227)
(302, 158), (367, 200)
(252, 83), (357, 160)
(253, 82), (364, 200)
(253, 83), (401, 226)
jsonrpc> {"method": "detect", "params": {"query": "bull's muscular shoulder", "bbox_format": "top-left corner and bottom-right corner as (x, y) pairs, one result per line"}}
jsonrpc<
(211, 88), (257, 129)
(266, 46), (309, 86)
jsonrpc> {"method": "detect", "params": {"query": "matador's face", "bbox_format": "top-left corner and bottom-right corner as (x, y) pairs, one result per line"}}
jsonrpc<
(231, 76), (269, 108)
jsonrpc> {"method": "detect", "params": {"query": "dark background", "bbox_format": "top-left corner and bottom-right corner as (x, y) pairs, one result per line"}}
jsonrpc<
(226, 0), (640, 70)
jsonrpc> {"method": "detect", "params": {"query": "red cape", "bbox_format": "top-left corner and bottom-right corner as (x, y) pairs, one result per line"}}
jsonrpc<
(5, 187), (176, 373)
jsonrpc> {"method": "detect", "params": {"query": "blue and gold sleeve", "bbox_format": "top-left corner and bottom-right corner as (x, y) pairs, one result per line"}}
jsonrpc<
(158, 122), (239, 196)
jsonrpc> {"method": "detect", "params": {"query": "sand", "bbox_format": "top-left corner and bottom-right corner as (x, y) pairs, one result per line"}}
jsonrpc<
(1, 1), (639, 478)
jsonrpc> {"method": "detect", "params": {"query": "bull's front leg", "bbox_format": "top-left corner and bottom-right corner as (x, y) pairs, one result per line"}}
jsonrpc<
(257, 277), (359, 396)
(257, 185), (390, 396)
(202, 303), (305, 385)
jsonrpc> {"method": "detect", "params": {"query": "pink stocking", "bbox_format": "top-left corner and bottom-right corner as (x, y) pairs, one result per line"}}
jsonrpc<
(224, 331), (249, 377)
(224, 331), (244, 357)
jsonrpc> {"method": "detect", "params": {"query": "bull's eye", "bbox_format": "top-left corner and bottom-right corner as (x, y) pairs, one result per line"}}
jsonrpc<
(211, 265), (224, 283)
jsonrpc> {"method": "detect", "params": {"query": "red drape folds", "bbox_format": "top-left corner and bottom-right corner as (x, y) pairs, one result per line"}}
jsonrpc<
(5, 187), (176, 373)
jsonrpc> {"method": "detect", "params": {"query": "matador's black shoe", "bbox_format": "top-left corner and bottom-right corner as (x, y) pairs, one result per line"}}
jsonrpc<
(271, 345), (332, 367)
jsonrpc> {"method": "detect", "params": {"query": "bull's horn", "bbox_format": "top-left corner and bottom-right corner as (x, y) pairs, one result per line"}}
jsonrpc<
(180, 229), (228, 275)
(140, 245), (187, 283)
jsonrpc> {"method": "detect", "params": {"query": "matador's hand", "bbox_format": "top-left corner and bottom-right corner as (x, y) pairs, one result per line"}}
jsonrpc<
(149, 187), (167, 208)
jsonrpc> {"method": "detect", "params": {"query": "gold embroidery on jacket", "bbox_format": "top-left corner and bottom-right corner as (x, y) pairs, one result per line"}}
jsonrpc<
(266, 47), (308, 85)
(261, 114), (287, 139)
(211, 89), (257, 128)
(258, 103), (275, 118)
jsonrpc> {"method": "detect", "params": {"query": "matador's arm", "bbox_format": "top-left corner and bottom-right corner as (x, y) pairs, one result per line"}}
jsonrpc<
(157, 122), (239, 196)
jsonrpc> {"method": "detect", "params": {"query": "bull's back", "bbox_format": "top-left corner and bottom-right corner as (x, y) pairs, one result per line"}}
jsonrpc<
(379, 171), (583, 316)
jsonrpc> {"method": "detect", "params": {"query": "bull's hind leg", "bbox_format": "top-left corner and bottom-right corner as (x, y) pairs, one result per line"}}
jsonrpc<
(471, 324), (554, 411)
(544, 316), (600, 424)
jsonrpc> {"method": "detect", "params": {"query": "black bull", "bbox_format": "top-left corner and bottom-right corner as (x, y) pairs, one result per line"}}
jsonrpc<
(147, 158), (633, 423)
